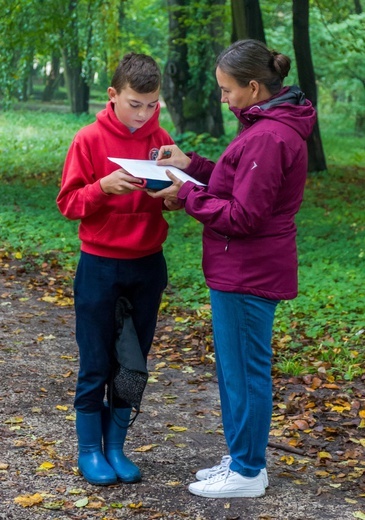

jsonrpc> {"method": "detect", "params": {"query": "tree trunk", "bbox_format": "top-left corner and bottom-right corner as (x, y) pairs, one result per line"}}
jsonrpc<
(42, 53), (62, 102)
(292, 0), (326, 172)
(163, 0), (224, 137)
(231, 0), (266, 42)
(62, 0), (89, 114)
(354, 0), (362, 14)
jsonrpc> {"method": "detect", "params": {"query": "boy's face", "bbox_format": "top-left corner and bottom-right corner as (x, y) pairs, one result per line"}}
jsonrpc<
(108, 85), (160, 129)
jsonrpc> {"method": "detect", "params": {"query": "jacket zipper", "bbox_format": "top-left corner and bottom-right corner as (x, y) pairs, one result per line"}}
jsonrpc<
(225, 236), (231, 252)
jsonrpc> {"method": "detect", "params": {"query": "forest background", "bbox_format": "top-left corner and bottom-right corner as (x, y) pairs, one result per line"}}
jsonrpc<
(0, 0), (364, 383)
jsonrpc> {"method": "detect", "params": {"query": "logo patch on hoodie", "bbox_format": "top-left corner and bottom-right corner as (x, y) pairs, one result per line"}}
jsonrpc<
(149, 148), (159, 160)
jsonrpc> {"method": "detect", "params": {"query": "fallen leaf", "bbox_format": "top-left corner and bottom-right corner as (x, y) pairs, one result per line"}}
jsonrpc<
(128, 501), (143, 509)
(353, 512), (365, 519)
(318, 451), (332, 460)
(5, 416), (23, 425)
(134, 444), (158, 452)
(168, 425), (188, 432)
(281, 455), (295, 465)
(14, 493), (43, 507)
(75, 497), (89, 508)
(37, 461), (55, 471)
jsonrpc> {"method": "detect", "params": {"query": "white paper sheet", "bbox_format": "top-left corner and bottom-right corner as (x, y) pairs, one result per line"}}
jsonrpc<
(108, 157), (206, 186)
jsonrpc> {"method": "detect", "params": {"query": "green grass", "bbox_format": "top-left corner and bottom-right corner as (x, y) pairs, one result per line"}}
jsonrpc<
(0, 104), (364, 381)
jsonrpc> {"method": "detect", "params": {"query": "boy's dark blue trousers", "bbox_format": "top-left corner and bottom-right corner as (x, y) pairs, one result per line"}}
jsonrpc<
(73, 251), (167, 412)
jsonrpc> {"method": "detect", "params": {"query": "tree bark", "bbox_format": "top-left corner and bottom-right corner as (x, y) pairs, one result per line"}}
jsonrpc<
(163, 0), (224, 137)
(62, 0), (89, 114)
(42, 53), (62, 102)
(292, 0), (326, 172)
(354, 0), (362, 14)
(231, 0), (266, 43)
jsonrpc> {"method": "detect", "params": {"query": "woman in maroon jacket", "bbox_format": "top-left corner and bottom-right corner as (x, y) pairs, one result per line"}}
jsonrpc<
(149, 39), (316, 499)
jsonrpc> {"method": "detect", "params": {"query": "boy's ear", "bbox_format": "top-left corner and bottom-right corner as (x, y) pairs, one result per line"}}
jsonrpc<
(107, 87), (117, 101)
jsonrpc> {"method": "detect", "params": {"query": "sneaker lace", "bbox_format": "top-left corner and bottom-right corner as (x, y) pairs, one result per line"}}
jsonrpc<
(207, 455), (232, 478)
(206, 466), (232, 483)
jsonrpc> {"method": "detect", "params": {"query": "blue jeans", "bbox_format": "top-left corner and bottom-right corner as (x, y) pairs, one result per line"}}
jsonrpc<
(73, 251), (167, 412)
(210, 289), (279, 477)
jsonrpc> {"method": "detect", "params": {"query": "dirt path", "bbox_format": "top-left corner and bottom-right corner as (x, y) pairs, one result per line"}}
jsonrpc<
(0, 261), (363, 519)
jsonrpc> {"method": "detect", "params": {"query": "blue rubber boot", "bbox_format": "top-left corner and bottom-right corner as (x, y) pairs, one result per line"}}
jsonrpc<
(102, 405), (142, 483)
(76, 410), (117, 486)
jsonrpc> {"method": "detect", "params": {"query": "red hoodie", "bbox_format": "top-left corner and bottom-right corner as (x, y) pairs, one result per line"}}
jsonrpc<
(57, 101), (174, 259)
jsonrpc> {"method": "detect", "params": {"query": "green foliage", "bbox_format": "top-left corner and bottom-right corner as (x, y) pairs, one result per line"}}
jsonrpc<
(172, 131), (231, 162)
(0, 182), (79, 270)
(0, 110), (94, 182)
(0, 107), (364, 381)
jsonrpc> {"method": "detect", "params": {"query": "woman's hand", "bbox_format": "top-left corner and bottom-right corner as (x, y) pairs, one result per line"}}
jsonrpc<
(156, 144), (191, 170)
(100, 169), (143, 195)
(147, 170), (184, 203)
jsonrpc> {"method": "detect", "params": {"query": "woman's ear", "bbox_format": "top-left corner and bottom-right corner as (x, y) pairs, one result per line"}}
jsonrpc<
(107, 87), (117, 102)
(248, 80), (260, 98)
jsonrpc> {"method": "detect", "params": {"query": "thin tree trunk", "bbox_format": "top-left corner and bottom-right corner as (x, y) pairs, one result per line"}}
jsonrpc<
(354, 0), (362, 14)
(293, 0), (326, 172)
(163, 0), (224, 137)
(231, 0), (266, 42)
(62, 0), (89, 114)
(42, 53), (62, 102)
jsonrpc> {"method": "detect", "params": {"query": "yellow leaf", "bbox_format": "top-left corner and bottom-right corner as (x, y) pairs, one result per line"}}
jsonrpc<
(68, 489), (85, 495)
(280, 455), (295, 465)
(128, 502), (143, 509)
(345, 498), (358, 504)
(0, 463), (9, 470)
(270, 428), (284, 437)
(359, 410), (365, 419)
(56, 405), (68, 411)
(315, 470), (330, 478)
(166, 481), (181, 487)
(41, 296), (58, 303)
(134, 444), (158, 452)
(5, 416), (23, 424)
(66, 414), (76, 421)
(318, 451), (332, 459)
(14, 493), (43, 507)
(359, 419), (365, 429)
(14, 252), (23, 259)
(37, 461), (55, 471)
(168, 426), (188, 432)
(155, 362), (166, 370)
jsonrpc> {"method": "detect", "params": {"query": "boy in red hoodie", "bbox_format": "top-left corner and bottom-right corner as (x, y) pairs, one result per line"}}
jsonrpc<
(57, 53), (174, 486)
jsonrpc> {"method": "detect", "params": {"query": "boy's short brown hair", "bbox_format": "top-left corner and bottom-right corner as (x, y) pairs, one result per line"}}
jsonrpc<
(111, 53), (161, 94)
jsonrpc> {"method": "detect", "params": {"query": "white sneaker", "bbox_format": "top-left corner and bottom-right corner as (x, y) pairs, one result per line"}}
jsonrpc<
(196, 455), (269, 488)
(189, 468), (266, 498)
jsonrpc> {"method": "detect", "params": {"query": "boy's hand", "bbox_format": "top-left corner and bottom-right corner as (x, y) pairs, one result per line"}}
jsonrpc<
(100, 169), (143, 195)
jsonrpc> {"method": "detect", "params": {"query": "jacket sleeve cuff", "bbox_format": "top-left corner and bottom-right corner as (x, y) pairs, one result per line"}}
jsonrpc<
(177, 181), (197, 205)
